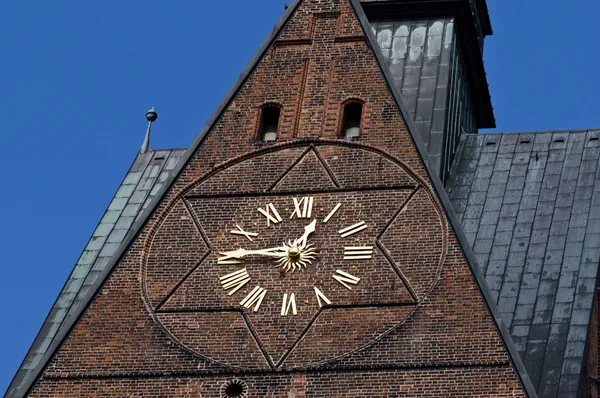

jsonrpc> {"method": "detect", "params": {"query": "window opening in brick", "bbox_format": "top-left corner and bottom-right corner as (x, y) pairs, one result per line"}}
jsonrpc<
(259, 106), (280, 141)
(341, 101), (363, 139)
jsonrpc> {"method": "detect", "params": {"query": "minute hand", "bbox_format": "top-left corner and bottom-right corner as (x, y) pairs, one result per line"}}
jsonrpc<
(219, 247), (286, 260)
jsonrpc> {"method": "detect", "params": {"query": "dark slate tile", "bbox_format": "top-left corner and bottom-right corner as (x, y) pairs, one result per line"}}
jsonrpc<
(507, 176), (526, 190)
(464, 204), (484, 219)
(467, 191), (488, 205)
(498, 296), (518, 313)
(545, 161), (564, 175)
(478, 153), (497, 166)
(523, 182), (542, 197)
(500, 203), (519, 218)
(555, 287), (576, 303)
(561, 358), (582, 375)
(514, 223), (533, 238)
(525, 259), (544, 274)
(572, 199), (591, 213)
(547, 235), (566, 250)
(541, 264), (560, 280)
(556, 193), (574, 207)
(534, 215), (553, 230)
(564, 241), (583, 257)
(527, 243), (547, 259)
(575, 278), (596, 295)
(558, 181), (576, 195)
(514, 304), (534, 321)
(485, 275), (503, 291)
(531, 229), (549, 244)
(538, 280), (559, 296)
(564, 154), (582, 168)
(473, 239), (493, 254)
(562, 256), (581, 272)
(475, 165), (494, 178)
(545, 249), (564, 265)
(564, 341), (586, 359)
(550, 221), (569, 236)
(471, 178), (490, 192)
(539, 187), (558, 202)
(575, 185), (593, 200)
(566, 227), (586, 243)
(504, 266), (524, 282)
(569, 213), (588, 228)
(487, 184), (506, 198)
(576, 172), (595, 187)
(553, 207), (571, 222)
(476, 224), (496, 240)
(526, 168), (545, 183)
(558, 272), (578, 288)
(509, 164), (528, 177)
(499, 282), (519, 298)
(518, 288), (538, 304)
(579, 262), (598, 278)
(491, 171), (509, 185)
(503, 189), (523, 204)
(566, 325), (588, 342)
(510, 237), (529, 253)
(581, 248), (600, 264)
(483, 197), (503, 212)
(480, 210), (500, 225)
(486, 260), (507, 277)
(521, 195), (539, 210)
(570, 310), (590, 328)
(552, 302), (573, 322)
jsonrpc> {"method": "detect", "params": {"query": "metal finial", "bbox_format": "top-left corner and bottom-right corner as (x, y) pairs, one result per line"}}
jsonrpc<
(140, 107), (157, 154)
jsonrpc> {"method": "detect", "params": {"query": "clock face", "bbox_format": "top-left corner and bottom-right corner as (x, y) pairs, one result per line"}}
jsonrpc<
(142, 141), (448, 370)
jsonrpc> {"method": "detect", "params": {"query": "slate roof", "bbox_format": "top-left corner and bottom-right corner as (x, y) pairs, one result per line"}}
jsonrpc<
(447, 129), (600, 397)
(6, 149), (186, 397)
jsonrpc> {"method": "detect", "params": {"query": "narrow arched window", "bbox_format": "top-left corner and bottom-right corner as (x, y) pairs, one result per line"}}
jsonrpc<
(259, 105), (281, 141)
(341, 101), (363, 138)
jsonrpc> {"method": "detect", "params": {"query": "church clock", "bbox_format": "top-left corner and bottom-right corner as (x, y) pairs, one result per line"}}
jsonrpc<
(142, 141), (448, 370)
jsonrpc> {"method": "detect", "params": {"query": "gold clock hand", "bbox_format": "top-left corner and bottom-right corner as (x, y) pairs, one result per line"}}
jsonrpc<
(295, 219), (317, 249)
(219, 247), (287, 260)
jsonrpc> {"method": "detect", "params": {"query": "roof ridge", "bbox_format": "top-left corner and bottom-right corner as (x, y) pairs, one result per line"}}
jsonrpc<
(468, 128), (600, 136)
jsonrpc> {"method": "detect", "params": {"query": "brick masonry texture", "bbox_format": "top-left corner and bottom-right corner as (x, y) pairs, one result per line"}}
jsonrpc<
(29, 0), (527, 396)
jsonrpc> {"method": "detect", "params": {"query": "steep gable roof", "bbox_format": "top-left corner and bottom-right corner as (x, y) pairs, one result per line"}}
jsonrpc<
(447, 129), (600, 397)
(7, 1), (536, 396)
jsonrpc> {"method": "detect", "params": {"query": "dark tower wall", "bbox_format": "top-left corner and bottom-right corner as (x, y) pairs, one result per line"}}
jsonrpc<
(364, 0), (494, 183)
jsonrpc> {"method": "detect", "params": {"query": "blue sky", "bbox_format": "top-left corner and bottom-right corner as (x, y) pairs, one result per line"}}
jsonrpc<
(1, 0), (599, 394)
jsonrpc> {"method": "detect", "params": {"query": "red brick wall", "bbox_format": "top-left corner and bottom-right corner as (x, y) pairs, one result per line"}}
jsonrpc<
(29, 0), (528, 396)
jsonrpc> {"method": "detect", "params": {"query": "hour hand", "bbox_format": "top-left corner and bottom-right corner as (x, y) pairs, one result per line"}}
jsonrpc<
(219, 247), (286, 261)
(295, 219), (317, 249)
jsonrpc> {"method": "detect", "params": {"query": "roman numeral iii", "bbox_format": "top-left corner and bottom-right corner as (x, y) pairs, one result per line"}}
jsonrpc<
(280, 293), (298, 316)
(290, 197), (314, 219)
(343, 246), (374, 260)
(240, 286), (267, 312)
(257, 203), (282, 226)
(219, 268), (251, 296)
